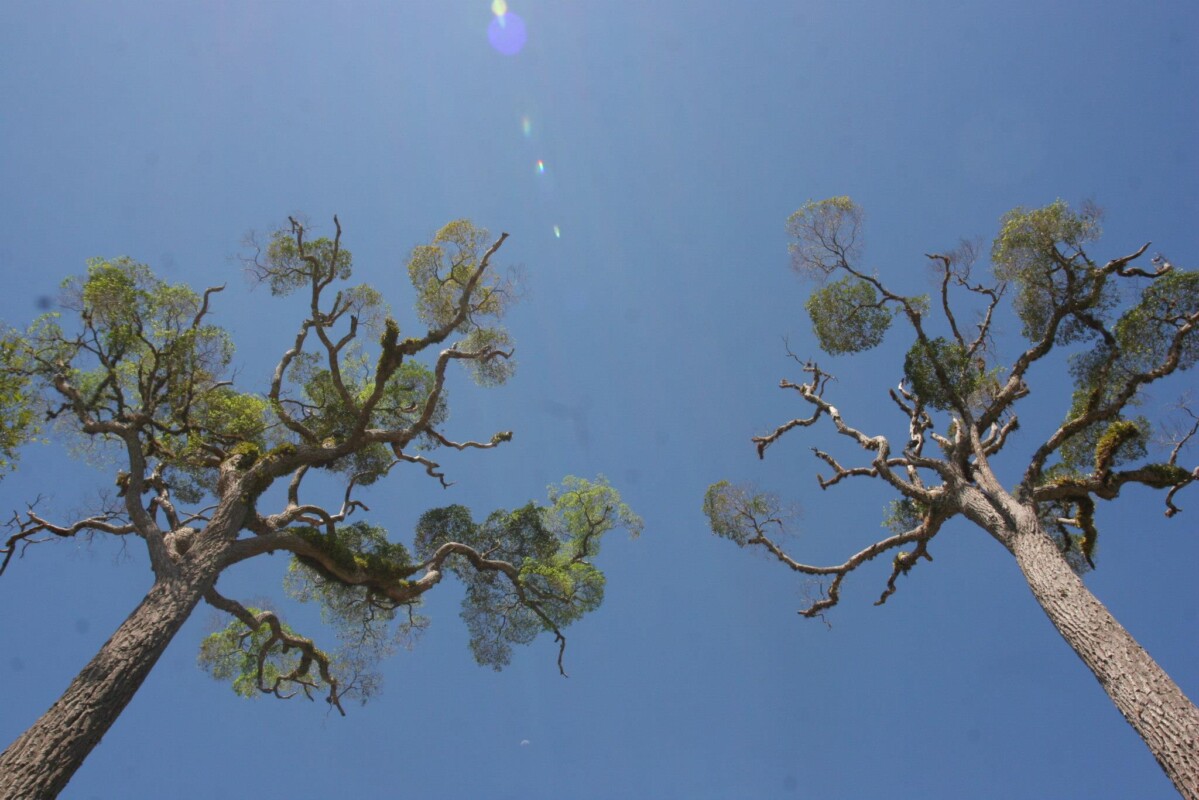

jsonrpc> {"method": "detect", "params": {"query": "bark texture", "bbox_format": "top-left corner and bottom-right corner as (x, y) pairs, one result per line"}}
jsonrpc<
(1008, 506), (1199, 799)
(0, 571), (213, 799)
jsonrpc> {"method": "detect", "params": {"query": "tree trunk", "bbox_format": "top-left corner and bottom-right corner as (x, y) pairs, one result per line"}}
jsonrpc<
(0, 568), (215, 798)
(1009, 508), (1199, 799)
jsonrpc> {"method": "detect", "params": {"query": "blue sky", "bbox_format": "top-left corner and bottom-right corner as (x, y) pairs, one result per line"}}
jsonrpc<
(1, 2), (1197, 798)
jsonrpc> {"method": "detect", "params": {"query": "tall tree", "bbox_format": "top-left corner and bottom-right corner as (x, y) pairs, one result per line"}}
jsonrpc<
(705, 198), (1199, 798)
(0, 217), (640, 799)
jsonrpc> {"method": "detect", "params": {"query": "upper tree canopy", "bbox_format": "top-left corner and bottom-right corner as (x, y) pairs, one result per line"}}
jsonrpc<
(709, 198), (1197, 605)
(0, 217), (640, 710)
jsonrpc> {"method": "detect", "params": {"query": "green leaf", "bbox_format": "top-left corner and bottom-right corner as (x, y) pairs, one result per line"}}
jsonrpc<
(703, 480), (783, 546)
(990, 200), (1105, 341)
(0, 329), (39, 476)
(407, 220), (508, 331)
(903, 337), (982, 411)
(197, 609), (311, 699)
(261, 229), (353, 296)
(805, 276), (892, 355)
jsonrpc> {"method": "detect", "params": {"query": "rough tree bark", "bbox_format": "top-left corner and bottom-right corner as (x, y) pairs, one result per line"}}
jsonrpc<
(1001, 503), (1199, 799)
(0, 495), (245, 799)
(0, 570), (215, 798)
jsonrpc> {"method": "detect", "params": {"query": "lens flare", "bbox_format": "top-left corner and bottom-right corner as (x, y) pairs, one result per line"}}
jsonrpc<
(491, 0), (507, 15)
(536, 159), (545, 174)
(553, 225), (561, 238)
(521, 115), (532, 137)
(487, 10), (527, 55)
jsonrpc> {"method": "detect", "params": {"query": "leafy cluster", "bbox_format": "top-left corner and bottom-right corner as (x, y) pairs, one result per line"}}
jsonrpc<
(415, 476), (641, 670)
(991, 200), (1107, 342)
(0, 330), (38, 475)
(198, 608), (318, 699)
(902, 337), (982, 411)
(707, 196), (1197, 626)
(703, 480), (786, 547)
(805, 276), (892, 355)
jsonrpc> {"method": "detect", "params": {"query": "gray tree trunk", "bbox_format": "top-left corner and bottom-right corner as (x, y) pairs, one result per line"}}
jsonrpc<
(1008, 506), (1199, 799)
(0, 566), (216, 798)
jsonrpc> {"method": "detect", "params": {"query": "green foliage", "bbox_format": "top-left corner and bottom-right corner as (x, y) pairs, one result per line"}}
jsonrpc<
(0, 329), (39, 475)
(197, 609), (316, 699)
(546, 474), (644, 558)
(805, 276), (892, 355)
(1112, 269), (1199, 374)
(1055, 264), (1197, 471)
(291, 522), (415, 586)
(415, 477), (640, 671)
(260, 229), (352, 296)
(703, 480), (782, 546)
(55, 258), (238, 463)
(192, 387), (269, 444)
(284, 523), (425, 694)
(407, 220), (509, 333)
(903, 337), (982, 411)
(990, 200), (1106, 341)
(413, 504), (480, 558)
(285, 350), (446, 472)
(883, 497), (928, 534)
(786, 196), (864, 276)
(458, 326), (516, 386)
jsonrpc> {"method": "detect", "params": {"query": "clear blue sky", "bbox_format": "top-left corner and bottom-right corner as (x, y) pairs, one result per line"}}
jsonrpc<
(2, 2), (1197, 798)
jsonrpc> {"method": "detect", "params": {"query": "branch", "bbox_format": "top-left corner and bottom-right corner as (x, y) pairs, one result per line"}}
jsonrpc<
(2, 502), (133, 576)
(744, 512), (943, 617)
(203, 586), (347, 715)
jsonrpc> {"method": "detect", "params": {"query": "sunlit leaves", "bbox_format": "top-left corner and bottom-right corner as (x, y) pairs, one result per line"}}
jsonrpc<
(259, 229), (352, 297)
(57, 258), (237, 442)
(546, 474), (643, 558)
(413, 477), (639, 671)
(1054, 269), (1198, 472)
(290, 521), (414, 587)
(0, 330), (38, 475)
(991, 200), (1105, 341)
(1112, 269), (1199, 375)
(283, 523), (423, 697)
(786, 196), (864, 277)
(903, 337), (982, 411)
(805, 276), (892, 355)
(407, 219), (509, 332)
(197, 609), (315, 699)
(458, 326), (515, 386)
(192, 387), (269, 444)
(703, 480), (785, 546)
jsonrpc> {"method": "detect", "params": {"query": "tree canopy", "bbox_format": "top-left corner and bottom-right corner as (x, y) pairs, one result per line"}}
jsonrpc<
(0, 217), (639, 797)
(707, 198), (1199, 796)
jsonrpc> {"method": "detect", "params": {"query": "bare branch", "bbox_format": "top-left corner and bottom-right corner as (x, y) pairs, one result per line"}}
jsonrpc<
(191, 285), (226, 329)
(2, 503), (133, 576)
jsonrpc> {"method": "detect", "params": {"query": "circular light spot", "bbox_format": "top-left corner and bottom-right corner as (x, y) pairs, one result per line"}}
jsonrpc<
(491, 0), (508, 15)
(488, 12), (527, 55)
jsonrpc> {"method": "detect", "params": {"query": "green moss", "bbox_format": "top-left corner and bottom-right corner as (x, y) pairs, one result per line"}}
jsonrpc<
(1093, 420), (1143, 475)
(292, 524), (414, 586)
(1139, 463), (1191, 488)
(229, 441), (261, 469)
(268, 442), (297, 458)
(380, 318), (399, 350)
